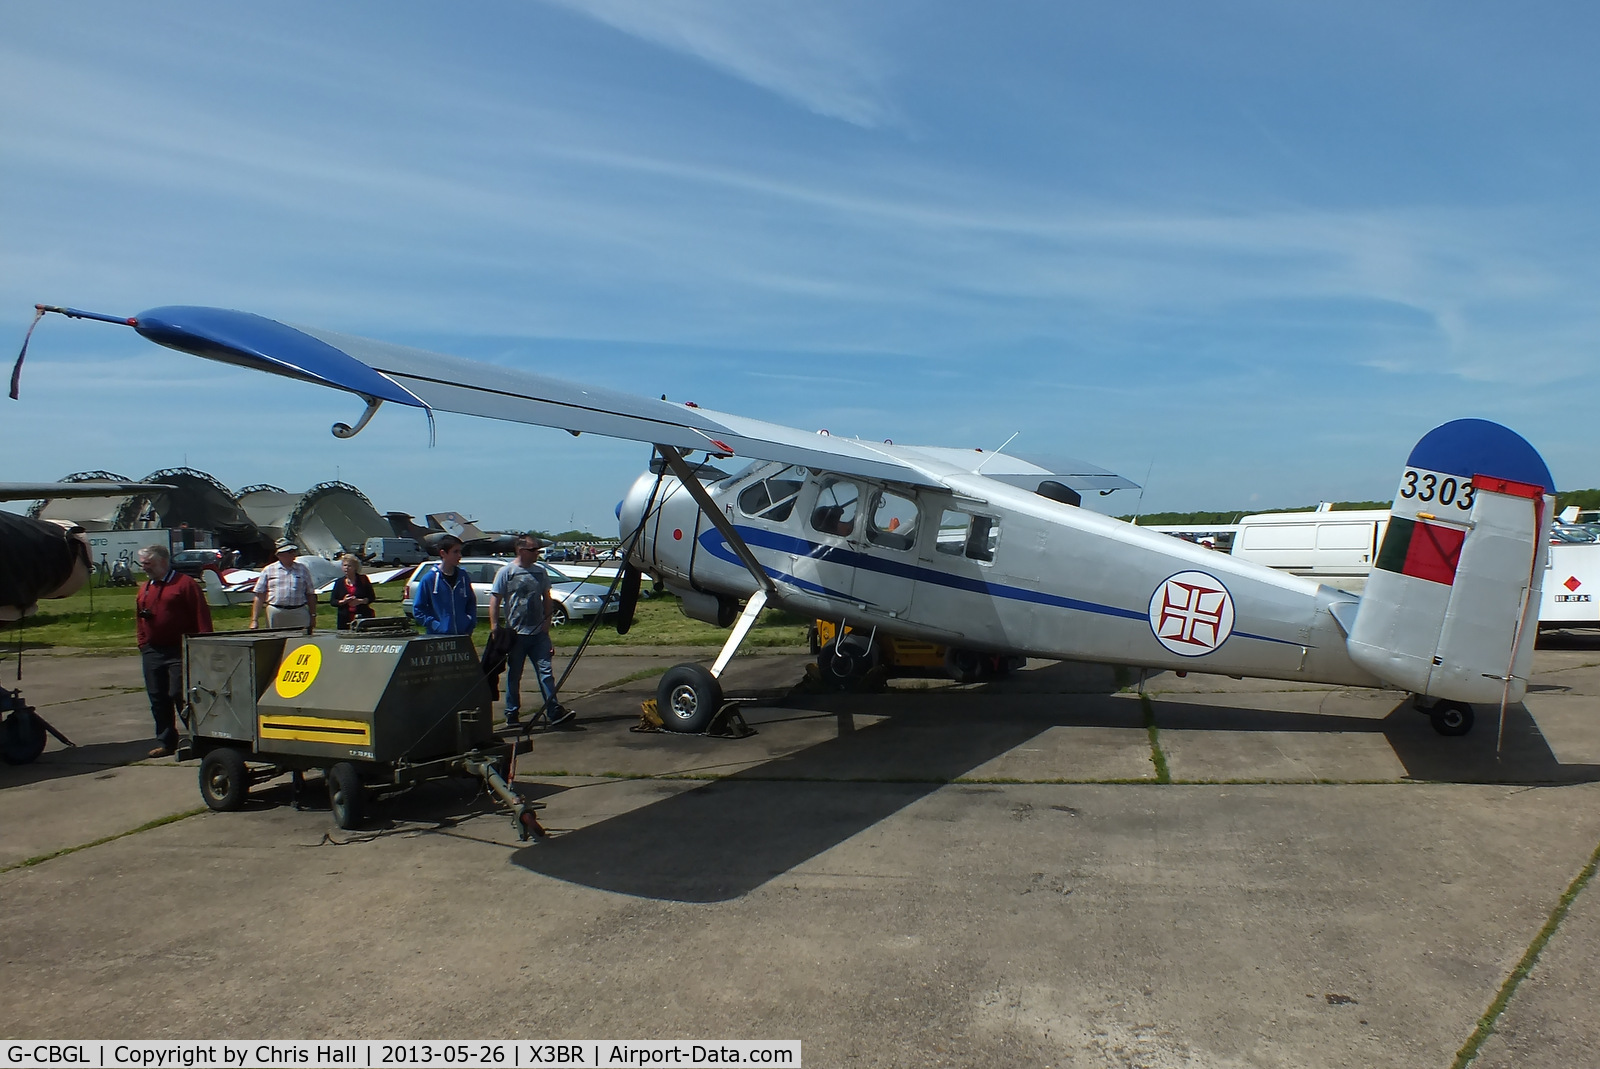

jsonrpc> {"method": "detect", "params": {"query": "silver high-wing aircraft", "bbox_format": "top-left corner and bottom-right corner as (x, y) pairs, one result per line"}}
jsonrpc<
(19, 305), (1556, 739)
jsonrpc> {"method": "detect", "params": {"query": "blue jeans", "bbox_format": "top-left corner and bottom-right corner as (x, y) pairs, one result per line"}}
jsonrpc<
(505, 630), (558, 716)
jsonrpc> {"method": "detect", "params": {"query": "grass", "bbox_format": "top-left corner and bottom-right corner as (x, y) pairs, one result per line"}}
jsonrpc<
(1450, 837), (1600, 1068)
(0, 807), (208, 874)
(1140, 691), (1172, 783)
(3, 582), (811, 651)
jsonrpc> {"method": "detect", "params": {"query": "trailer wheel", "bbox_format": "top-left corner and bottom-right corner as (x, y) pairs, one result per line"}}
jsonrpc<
(0, 708), (47, 765)
(326, 762), (366, 829)
(656, 664), (722, 733)
(198, 747), (249, 811)
(1430, 701), (1475, 737)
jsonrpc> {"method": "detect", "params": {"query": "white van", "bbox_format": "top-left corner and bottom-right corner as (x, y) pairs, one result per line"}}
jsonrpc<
(1230, 508), (1389, 592)
(363, 537), (427, 565)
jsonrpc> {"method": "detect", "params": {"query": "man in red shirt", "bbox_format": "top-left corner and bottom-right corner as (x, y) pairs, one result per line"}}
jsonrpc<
(135, 544), (213, 757)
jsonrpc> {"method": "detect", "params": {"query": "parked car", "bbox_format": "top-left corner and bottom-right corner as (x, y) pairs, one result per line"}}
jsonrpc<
(170, 548), (229, 579)
(401, 557), (618, 626)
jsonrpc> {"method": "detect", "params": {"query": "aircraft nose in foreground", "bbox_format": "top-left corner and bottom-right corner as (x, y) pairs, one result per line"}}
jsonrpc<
(617, 471), (660, 548)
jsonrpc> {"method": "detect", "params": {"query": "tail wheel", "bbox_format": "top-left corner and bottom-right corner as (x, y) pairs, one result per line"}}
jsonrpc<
(326, 762), (366, 829)
(198, 747), (249, 811)
(1430, 701), (1475, 737)
(656, 664), (722, 733)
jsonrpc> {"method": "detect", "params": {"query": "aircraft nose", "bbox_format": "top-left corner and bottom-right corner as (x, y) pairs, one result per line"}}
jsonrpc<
(617, 471), (657, 544)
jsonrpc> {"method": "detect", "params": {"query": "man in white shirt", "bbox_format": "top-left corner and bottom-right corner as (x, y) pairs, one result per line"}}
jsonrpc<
(250, 539), (317, 632)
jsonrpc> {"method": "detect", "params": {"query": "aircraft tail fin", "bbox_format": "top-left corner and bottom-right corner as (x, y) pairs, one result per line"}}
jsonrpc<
(201, 568), (229, 608)
(1346, 419), (1553, 704)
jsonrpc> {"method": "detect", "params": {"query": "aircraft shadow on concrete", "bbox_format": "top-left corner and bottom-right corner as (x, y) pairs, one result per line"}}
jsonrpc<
(0, 738), (158, 789)
(511, 662), (1599, 903)
(1147, 700), (1600, 787)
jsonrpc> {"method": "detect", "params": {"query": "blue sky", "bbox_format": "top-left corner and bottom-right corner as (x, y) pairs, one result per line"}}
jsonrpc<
(3, 1), (1596, 533)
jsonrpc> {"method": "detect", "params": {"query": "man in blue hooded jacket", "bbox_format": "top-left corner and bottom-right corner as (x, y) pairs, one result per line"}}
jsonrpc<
(412, 535), (476, 635)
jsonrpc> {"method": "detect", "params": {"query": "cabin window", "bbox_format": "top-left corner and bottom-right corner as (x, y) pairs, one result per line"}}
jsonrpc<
(737, 466), (805, 523)
(868, 491), (918, 551)
(936, 510), (969, 556)
(936, 509), (999, 562)
(967, 515), (999, 561)
(810, 478), (859, 537)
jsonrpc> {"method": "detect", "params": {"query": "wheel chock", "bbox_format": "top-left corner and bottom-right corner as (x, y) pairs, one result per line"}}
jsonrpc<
(632, 698), (665, 733)
(632, 697), (757, 738)
(705, 702), (757, 739)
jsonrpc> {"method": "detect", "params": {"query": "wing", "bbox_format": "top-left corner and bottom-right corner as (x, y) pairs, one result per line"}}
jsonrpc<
(47, 304), (1135, 494)
(0, 481), (175, 503)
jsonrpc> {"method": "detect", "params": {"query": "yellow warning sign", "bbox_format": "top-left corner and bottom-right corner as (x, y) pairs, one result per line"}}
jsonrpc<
(275, 643), (322, 698)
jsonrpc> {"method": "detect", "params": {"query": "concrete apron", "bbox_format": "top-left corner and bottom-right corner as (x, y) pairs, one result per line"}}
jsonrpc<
(1, 643), (1599, 1068)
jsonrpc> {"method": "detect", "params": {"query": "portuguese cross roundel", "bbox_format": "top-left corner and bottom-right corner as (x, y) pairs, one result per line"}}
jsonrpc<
(1148, 571), (1235, 657)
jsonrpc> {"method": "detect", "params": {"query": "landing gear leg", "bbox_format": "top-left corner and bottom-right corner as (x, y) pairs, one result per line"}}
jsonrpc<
(654, 589), (768, 734)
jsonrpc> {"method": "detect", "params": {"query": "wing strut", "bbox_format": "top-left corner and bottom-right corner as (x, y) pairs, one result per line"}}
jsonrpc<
(656, 445), (777, 598)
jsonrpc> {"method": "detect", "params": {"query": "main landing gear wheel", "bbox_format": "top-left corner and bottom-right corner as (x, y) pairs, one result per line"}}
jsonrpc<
(326, 762), (366, 829)
(198, 747), (249, 811)
(817, 637), (880, 690)
(657, 664), (722, 733)
(1430, 700), (1475, 737)
(944, 647), (992, 685)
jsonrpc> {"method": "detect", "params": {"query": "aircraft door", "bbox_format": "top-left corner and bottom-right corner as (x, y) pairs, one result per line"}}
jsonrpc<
(797, 476), (865, 609)
(849, 487), (918, 615)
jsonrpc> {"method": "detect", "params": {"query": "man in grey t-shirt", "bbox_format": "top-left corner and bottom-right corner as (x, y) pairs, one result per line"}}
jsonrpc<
(488, 534), (572, 728)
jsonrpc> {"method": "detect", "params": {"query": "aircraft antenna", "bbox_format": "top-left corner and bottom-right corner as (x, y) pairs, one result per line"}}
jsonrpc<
(1129, 461), (1155, 524)
(974, 432), (1019, 473)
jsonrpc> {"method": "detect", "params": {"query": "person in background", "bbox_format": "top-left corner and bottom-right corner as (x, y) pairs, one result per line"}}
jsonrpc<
(488, 533), (573, 728)
(250, 539), (316, 632)
(135, 544), (213, 758)
(330, 553), (376, 630)
(411, 535), (476, 635)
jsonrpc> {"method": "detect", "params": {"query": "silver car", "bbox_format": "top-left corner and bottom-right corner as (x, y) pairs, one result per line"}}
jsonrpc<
(402, 556), (617, 626)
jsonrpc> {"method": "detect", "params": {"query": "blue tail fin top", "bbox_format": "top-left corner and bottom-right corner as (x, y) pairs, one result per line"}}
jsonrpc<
(1405, 418), (1553, 494)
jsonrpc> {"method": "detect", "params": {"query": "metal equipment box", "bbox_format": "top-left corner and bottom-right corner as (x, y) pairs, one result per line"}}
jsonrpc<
(182, 630), (533, 837)
(185, 631), (492, 764)
(184, 631), (290, 746)
(256, 632), (492, 763)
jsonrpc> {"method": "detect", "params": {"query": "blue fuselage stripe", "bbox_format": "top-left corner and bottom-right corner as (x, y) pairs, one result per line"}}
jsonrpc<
(693, 526), (1304, 648)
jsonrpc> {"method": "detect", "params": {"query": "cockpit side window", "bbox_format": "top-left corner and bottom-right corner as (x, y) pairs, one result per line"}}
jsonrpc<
(868, 490), (918, 551)
(936, 508), (998, 562)
(810, 477), (859, 537)
(737, 466), (805, 523)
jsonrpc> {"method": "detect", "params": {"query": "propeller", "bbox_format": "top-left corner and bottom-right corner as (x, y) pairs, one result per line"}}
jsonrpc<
(615, 564), (642, 635)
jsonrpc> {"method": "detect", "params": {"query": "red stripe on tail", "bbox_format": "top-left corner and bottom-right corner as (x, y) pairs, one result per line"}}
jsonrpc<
(1402, 521), (1466, 585)
(1473, 474), (1545, 500)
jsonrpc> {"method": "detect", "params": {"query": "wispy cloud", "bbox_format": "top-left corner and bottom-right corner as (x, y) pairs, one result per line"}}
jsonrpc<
(540, 0), (899, 128)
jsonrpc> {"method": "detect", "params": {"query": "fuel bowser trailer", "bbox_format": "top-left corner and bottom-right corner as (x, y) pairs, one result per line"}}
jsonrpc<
(181, 628), (541, 838)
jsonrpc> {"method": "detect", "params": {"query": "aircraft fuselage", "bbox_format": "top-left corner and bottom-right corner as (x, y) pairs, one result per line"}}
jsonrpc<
(620, 460), (1386, 690)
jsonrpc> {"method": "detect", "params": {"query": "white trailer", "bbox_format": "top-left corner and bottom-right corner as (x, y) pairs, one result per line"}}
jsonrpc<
(1542, 542), (1600, 627)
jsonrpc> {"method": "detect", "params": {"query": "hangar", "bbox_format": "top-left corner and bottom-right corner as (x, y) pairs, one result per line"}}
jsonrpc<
(237, 480), (392, 560)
